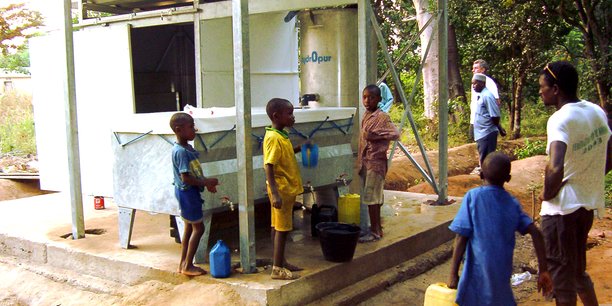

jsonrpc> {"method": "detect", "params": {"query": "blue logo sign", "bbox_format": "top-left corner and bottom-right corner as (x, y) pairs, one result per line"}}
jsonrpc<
(301, 51), (332, 64)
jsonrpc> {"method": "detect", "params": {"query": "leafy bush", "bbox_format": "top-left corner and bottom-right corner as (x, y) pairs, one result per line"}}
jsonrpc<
(514, 138), (546, 159)
(0, 91), (36, 155)
(520, 100), (554, 137)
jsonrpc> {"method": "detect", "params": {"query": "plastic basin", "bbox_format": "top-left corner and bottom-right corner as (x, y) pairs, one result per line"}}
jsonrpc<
(315, 222), (360, 262)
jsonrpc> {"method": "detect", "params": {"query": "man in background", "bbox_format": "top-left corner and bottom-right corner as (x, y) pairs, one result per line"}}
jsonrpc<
(469, 59), (501, 142)
(472, 73), (504, 174)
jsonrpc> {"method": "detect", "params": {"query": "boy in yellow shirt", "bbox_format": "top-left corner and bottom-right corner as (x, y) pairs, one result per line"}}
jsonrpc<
(263, 98), (305, 280)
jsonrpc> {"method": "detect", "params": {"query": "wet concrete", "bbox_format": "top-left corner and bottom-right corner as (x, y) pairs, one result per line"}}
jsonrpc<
(0, 191), (460, 305)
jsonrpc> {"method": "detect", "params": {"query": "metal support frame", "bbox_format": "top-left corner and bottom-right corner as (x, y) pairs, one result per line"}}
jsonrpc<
(193, 0), (204, 108)
(77, 0), (85, 23)
(118, 207), (135, 248)
(357, 0), (375, 232)
(391, 19), (439, 192)
(113, 130), (154, 147)
(232, 0), (257, 274)
(62, 0), (85, 240)
(436, 0), (449, 203)
(368, 3), (440, 193)
(158, 134), (174, 145)
(376, 16), (435, 84)
(192, 213), (213, 264)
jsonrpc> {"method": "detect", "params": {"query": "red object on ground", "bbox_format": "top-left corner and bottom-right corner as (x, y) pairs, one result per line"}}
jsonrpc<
(94, 196), (105, 210)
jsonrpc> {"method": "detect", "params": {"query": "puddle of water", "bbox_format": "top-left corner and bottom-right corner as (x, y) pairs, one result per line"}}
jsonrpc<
(384, 196), (423, 216)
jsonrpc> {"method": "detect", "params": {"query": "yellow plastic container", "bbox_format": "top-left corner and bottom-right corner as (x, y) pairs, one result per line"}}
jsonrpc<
(338, 193), (360, 224)
(424, 283), (458, 306)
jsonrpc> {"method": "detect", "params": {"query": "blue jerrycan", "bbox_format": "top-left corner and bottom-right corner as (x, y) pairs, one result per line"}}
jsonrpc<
(209, 240), (231, 278)
(301, 143), (319, 168)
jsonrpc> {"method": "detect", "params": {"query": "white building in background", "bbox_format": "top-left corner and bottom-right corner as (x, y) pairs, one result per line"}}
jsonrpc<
(0, 70), (32, 94)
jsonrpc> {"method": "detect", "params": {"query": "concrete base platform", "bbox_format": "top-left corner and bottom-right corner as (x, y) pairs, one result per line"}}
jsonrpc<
(0, 190), (459, 305)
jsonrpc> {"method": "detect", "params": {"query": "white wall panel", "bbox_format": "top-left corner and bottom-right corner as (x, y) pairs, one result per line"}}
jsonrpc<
(73, 25), (134, 196)
(201, 12), (299, 108)
(30, 34), (69, 192)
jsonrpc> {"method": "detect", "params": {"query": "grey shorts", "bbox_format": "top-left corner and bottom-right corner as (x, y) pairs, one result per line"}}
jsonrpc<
(360, 169), (385, 205)
(541, 208), (595, 304)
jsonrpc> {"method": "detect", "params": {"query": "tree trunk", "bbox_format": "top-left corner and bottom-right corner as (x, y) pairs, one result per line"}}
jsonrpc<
(447, 24), (464, 101)
(544, 0), (610, 108)
(583, 38), (609, 108)
(413, 0), (438, 119)
(509, 76), (516, 133)
(574, 0), (610, 107)
(447, 23), (464, 123)
(511, 73), (526, 139)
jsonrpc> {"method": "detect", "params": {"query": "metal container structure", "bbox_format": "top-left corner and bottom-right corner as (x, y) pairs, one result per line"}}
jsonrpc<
(299, 8), (358, 107)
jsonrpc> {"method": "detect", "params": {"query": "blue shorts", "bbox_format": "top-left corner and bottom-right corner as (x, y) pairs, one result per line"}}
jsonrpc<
(175, 187), (204, 223)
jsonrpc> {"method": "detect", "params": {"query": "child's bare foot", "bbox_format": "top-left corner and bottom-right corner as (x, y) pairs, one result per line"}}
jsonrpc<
(271, 266), (300, 280)
(284, 262), (303, 272)
(181, 265), (205, 276)
(193, 266), (207, 274)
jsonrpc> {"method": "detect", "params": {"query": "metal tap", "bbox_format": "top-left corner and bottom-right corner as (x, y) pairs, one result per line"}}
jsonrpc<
(304, 181), (315, 193)
(220, 196), (235, 211)
(336, 173), (349, 186)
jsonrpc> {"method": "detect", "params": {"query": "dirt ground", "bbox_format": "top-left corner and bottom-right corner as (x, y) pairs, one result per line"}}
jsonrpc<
(1, 142), (610, 305)
(379, 141), (612, 305)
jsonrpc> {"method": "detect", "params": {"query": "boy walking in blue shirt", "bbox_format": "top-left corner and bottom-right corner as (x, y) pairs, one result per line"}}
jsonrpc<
(170, 112), (219, 276)
(448, 152), (552, 305)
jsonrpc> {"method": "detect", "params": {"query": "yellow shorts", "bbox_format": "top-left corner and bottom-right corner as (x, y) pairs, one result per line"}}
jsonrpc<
(268, 191), (296, 232)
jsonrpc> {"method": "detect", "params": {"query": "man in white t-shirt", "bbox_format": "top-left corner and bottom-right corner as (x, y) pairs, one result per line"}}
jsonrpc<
(469, 59), (501, 142)
(539, 61), (611, 306)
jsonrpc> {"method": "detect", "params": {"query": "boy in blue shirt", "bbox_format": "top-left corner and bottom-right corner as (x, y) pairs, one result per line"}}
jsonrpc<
(448, 152), (552, 305)
(170, 112), (219, 276)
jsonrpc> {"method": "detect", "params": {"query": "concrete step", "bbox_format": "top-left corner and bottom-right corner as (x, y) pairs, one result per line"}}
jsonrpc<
(307, 241), (453, 306)
(0, 191), (460, 305)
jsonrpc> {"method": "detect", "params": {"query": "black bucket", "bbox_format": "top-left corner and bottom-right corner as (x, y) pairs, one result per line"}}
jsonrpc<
(315, 222), (360, 262)
(310, 204), (338, 237)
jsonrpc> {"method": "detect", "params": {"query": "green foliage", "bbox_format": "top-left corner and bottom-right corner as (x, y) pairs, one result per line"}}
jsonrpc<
(519, 100), (554, 137)
(0, 48), (29, 74)
(514, 138), (546, 159)
(0, 91), (36, 154)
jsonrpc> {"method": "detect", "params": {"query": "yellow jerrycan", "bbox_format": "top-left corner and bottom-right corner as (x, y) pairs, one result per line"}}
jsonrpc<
(337, 193), (360, 224)
(424, 282), (458, 306)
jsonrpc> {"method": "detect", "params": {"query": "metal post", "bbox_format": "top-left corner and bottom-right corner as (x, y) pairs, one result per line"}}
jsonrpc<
(357, 0), (375, 232)
(232, 0), (257, 274)
(193, 0), (204, 108)
(61, 0), (85, 239)
(77, 0), (85, 23)
(368, 6), (439, 195)
(437, 0), (449, 203)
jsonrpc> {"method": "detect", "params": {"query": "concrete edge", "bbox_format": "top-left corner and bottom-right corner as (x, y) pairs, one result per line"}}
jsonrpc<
(266, 221), (455, 306)
(314, 240), (454, 305)
(0, 233), (48, 264)
(0, 233), (185, 286)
